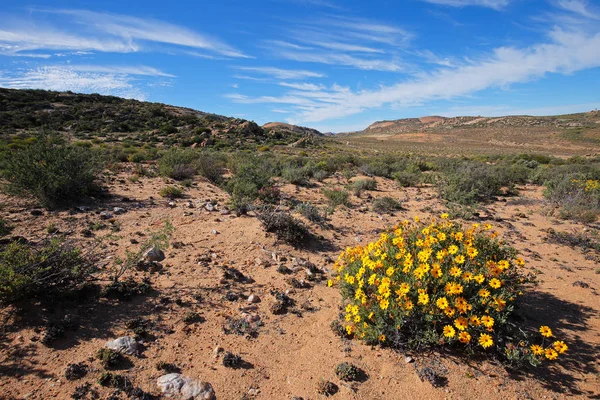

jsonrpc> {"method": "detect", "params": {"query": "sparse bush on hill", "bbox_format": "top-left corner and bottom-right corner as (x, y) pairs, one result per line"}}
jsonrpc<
(196, 152), (225, 184)
(159, 185), (184, 198)
(158, 148), (198, 180)
(0, 239), (95, 305)
(0, 134), (102, 209)
(330, 215), (567, 367)
(296, 202), (325, 224)
(372, 196), (402, 214)
(438, 163), (508, 205)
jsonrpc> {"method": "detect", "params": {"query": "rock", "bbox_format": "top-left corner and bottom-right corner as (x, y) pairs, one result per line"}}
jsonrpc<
(220, 209), (231, 215)
(213, 346), (223, 358)
(157, 373), (216, 400)
(187, 201), (195, 209)
(210, 230), (218, 235)
(573, 281), (590, 288)
(99, 211), (113, 220)
(168, 201), (176, 208)
(144, 246), (165, 262)
(247, 294), (260, 304)
(77, 206), (91, 212)
(105, 336), (138, 355)
(113, 207), (126, 215)
(205, 203), (215, 212)
(405, 356), (414, 363)
(30, 209), (43, 216)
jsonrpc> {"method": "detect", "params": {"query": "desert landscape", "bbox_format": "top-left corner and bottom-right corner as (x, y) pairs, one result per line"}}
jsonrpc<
(0, 89), (598, 399)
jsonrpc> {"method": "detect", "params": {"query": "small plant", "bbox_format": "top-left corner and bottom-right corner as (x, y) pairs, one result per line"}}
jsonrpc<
(258, 185), (281, 204)
(0, 218), (12, 237)
(183, 311), (205, 324)
(158, 148), (198, 181)
(316, 379), (338, 397)
(222, 352), (242, 369)
(372, 197), (402, 214)
(334, 362), (361, 382)
(295, 202), (324, 224)
(65, 362), (88, 381)
(101, 278), (151, 300)
(352, 179), (377, 197)
(223, 317), (261, 337)
(96, 348), (122, 369)
(159, 185), (184, 198)
(323, 188), (350, 210)
(97, 372), (132, 391)
(46, 222), (59, 234)
(257, 207), (311, 246)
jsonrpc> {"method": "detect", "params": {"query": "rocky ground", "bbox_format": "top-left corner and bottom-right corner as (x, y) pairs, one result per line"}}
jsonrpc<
(0, 166), (599, 399)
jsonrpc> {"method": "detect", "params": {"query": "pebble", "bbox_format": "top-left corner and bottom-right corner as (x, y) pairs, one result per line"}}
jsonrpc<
(247, 294), (260, 303)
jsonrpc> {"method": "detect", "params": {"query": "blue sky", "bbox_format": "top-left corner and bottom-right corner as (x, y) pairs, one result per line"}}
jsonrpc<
(1, 0), (599, 132)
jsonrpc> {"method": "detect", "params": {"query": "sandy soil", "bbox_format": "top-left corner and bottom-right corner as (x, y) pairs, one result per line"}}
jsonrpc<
(0, 169), (598, 399)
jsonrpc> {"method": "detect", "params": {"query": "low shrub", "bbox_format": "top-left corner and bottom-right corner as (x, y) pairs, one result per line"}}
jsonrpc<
(330, 215), (566, 367)
(352, 179), (377, 197)
(296, 202), (325, 224)
(372, 197), (402, 214)
(0, 239), (94, 304)
(282, 167), (310, 186)
(438, 163), (507, 205)
(159, 186), (183, 198)
(0, 134), (102, 209)
(96, 348), (122, 370)
(257, 207), (311, 246)
(544, 176), (600, 223)
(0, 218), (12, 237)
(196, 153), (225, 184)
(393, 171), (423, 188)
(323, 188), (350, 210)
(158, 148), (198, 180)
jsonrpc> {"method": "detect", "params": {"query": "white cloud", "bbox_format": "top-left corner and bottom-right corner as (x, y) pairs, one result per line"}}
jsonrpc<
(233, 66), (325, 79)
(229, 28), (600, 124)
(0, 9), (248, 58)
(0, 65), (176, 100)
(419, 0), (510, 10)
(555, 0), (600, 19)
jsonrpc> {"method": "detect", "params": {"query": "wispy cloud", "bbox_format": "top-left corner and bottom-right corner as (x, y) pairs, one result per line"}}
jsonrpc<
(261, 15), (411, 71)
(233, 66), (325, 79)
(419, 0), (511, 10)
(230, 27), (600, 124)
(0, 9), (248, 58)
(0, 65), (173, 99)
(554, 0), (600, 20)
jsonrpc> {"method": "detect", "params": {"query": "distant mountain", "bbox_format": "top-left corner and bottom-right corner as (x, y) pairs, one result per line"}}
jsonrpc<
(342, 112), (600, 136)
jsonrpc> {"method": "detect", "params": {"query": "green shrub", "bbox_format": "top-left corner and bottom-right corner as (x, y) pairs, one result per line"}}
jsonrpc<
(159, 186), (183, 198)
(158, 148), (198, 180)
(544, 176), (600, 223)
(0, 239), (94, 304)
(352, 179), (377, 196)
(372, 197), (402, 214)
(282, 167), (310, 186)
(323, 188), (350, 210)
(96, 349), (122, 370)
(196, 153), (225, 184)
(331, 216), (565, 367)
(296, 202), (325, 224)
(1, 134), (102, 209)
(393, 171), (423, 188)
(438, 163), (507, 205)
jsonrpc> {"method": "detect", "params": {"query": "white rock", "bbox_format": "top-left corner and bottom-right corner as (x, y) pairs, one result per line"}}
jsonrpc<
(105, 336), (138, 355)
(157, 373), (216, 400)
(168, 201), (176, 208)
(205, 203), (215, 212)
(99, 211), (113, 220)
(113, 207), (126, 215)
(247, 294), (260, 303)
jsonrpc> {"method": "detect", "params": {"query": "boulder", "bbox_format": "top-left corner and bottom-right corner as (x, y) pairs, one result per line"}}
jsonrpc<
(105, 336), (138, 355)
(157, 373), (216, 400)
(144, 246), (165, 262)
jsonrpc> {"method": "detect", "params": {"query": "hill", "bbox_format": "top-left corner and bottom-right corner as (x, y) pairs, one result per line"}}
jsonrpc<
(0, 88), (319, 150)
(338, 111), (600, 156)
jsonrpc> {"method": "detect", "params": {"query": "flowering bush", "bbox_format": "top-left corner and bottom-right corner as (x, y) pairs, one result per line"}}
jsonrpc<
(330, 215), (566, 366)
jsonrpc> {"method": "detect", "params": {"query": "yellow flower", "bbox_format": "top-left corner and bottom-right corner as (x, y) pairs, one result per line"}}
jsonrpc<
(414, 215), (420, 222)
(405, 300), (414, 310)
(444, 307), (456, 317)
(540, 326), (553, 338)
(489, 278), (502, 289)
(436, 297), (449, 310)
(379, 299), (389, 310)
(545, 348), (558, 360)
(354, 315), (361, 323)
(431, 264), (443, 278)
(386, 267), (395, 276)
(553, 341), (568, 354)
(450, 267), (462, 277)
(441, 213), (449, 219)
(454, 255), (465, 264)
(479, 289), (490, 298)
(458, 331), (471, 343)
(345, 325), (353, 335)
(466, 247), (478, 258)
(479, 333), (494, 349)
(396, 282), (410, 295)
(474, 274), (485, 284)
(530, 344), (544, 355)
(368, 312), (374, 320)
(469, 315), (481, 326)
(448, 245), (459, 255)
(368, 274), (377, 285)
(327, 280), (333, 287)
(379, 334), (386, 342)
(454, 317), (468, 331)
(498, 260), (510, 270)
(443, 325), (456, 338)
(418, 293), (430, 305)
(481, 315), (494, 328)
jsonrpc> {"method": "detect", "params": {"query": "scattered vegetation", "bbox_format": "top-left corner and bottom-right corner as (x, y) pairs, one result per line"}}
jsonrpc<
(352, 178), (377, 196)
(372, 196), (402, 214)
(159, 185), (184, 198)
(257, 207), (311, 246)
(96, 348), (122, 370)
(323, 188), (350, 210)
(334, 362), (362, 382)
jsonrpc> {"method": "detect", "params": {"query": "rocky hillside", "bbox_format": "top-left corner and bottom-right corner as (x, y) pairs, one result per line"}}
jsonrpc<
(262, 122), (322, 137)
(0, 89), (316, 150)
(352, 112), (600, 136)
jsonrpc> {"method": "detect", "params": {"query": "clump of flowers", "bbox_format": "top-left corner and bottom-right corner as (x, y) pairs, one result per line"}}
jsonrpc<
(571, 179), (600, 192)
(329, 214), (566, 366)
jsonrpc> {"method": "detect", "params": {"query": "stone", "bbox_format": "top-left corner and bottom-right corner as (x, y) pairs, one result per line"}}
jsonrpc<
(205, 203), (215, 212)
(99, 211), (113, 220)
(187, 201), (195, 209)
(405, 356), (414, 363)
(144, 246), (165, 262)
(220, 209), (231, 215)
(247, 294), (260, 303)
(113, 207), (126, 215)
(168, 201), (176, 208)
(157, 373), (215, 400)
(77, 206), (91, 212)
(105, 336), (138, 355)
